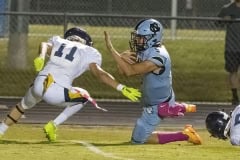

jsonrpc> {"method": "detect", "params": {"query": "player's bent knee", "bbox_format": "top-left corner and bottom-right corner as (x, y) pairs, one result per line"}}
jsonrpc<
(21, 97), (36, 110)
(21, 98), (31, 110)
(21, 88), (41, 110)
(131, 119), (148, 144)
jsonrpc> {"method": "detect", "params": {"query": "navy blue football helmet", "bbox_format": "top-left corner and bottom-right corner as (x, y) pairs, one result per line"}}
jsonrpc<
(64, 27), (93, 46)
(205, 111), (230, 140)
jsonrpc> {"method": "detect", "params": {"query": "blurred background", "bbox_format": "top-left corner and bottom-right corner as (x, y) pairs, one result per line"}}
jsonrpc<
(0, 0), (237, 103)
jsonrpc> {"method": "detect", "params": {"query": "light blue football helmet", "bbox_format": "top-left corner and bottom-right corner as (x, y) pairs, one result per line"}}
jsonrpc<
(129, 18), (163, 52)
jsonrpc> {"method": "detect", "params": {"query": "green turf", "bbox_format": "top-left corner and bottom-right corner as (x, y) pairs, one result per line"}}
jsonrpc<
(0, 124), (238, 160)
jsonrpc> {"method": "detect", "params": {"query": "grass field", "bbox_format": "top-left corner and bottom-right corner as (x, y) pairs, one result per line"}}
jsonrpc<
(0, 124), (239, 160)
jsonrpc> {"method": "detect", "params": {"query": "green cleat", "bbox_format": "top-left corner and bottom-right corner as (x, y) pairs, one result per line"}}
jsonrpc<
(43, 121), (57, 142)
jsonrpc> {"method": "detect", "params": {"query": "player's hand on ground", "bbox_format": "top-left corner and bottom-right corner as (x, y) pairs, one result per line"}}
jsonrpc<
(34, 57), (44, 72)
(121, 86), (141, 102)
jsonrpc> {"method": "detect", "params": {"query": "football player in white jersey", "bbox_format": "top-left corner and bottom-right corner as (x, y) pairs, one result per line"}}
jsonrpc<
(206, 105), (240, 145)
(104, 18), (202, 145)
(0, 27), (141, 142)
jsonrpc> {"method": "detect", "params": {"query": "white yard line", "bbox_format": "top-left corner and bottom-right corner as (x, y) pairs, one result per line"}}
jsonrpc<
(2, 139), (134, 160)
(72, 140), (135, 160)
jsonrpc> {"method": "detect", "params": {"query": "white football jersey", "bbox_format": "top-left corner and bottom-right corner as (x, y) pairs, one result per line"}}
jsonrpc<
(229, 105), (240, 145)
(39, 36), (102, 88)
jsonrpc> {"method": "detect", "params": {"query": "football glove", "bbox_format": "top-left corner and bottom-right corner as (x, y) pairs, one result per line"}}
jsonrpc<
(118, 84), (141, 102)
(34, 57), (45, 72)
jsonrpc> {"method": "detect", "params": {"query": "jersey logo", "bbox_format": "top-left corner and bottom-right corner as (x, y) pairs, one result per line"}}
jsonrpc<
(150, 22), (160, 33)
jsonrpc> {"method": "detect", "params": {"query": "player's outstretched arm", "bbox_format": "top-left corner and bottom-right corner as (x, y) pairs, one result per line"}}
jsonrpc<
(89, 63), (141, 101)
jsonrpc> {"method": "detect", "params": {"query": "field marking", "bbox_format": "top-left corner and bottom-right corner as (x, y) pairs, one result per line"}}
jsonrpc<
(1, 139), (134, 160)
(72, 140), (135, 160)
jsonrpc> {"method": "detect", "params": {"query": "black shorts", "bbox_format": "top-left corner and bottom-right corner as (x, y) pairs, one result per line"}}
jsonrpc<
(225, 51), (240, 73)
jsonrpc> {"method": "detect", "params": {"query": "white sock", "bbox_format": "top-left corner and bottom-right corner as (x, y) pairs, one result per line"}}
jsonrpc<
(53, 104), (83, 126)
(0, 122), (9, 135)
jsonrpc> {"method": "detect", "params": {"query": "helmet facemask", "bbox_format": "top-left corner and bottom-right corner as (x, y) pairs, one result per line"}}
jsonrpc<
(129, 31), (155, 52)
(129, 19), (163, 52)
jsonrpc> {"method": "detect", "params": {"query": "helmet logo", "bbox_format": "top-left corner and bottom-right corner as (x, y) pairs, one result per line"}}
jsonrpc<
(150, 22), (160, 33)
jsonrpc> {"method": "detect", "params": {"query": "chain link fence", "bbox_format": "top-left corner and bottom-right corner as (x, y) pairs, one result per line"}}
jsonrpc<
(0, 0), (238, 103)
(29, 0), (229, 17)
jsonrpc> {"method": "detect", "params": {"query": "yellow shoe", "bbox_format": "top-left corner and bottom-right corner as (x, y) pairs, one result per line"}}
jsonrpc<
(184, 104), (196, 112)
(183, 125), (202, 145)
(43, 121), (57, 142)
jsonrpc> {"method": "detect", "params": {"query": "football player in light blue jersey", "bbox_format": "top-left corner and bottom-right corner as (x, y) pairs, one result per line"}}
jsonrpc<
(206, 105), (240, 146)
(0, 27), (141, 142)
(105, 18), (202, 145)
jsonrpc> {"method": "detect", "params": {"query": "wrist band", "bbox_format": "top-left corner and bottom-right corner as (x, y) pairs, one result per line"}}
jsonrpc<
(116, 84), (124, 91)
